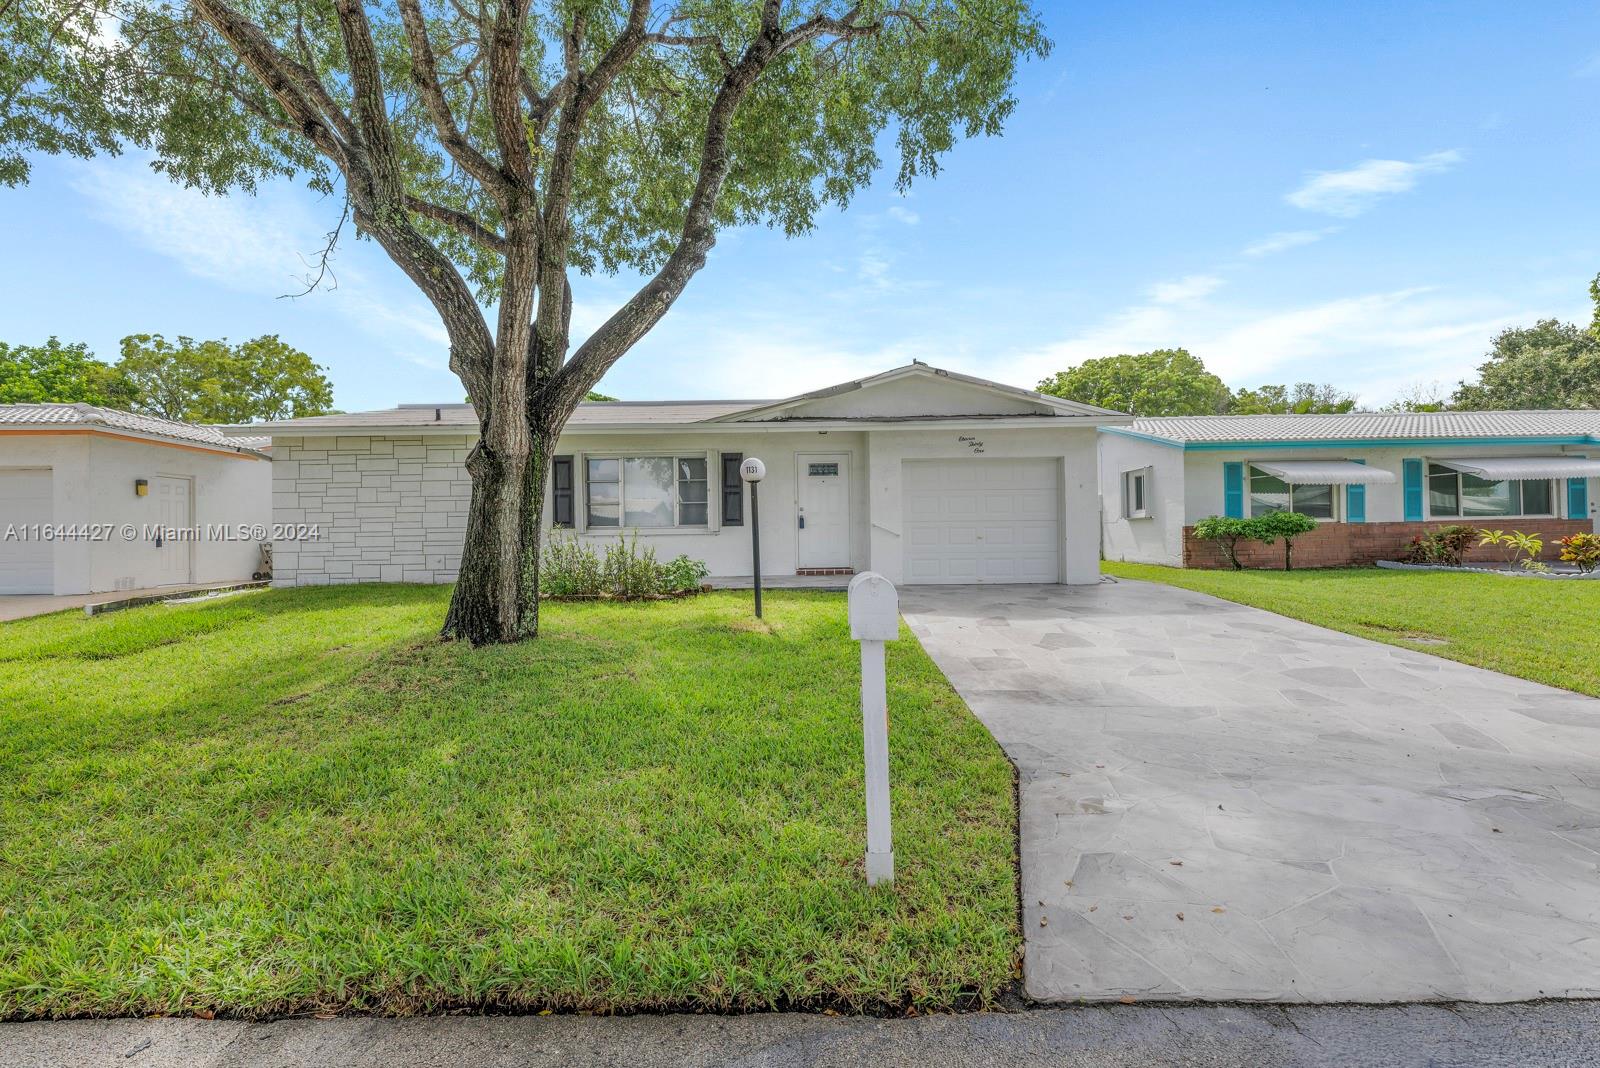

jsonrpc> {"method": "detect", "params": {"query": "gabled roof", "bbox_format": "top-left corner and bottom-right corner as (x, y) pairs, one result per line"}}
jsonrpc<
(1115, 410), (1600, 448)
(0, 403), (270, 457)
(710, 362), (1126, 422)
(224, 363), (1131, 437)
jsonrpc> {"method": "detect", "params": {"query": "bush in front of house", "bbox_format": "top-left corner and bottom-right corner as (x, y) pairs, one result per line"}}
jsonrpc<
(540, 532), (710, 599)
(1558, 532), (1600, 574)
(1401, 524), (1477, 567)
(1193, 512), (1319, 570)
(1192, 515), (1258, 570)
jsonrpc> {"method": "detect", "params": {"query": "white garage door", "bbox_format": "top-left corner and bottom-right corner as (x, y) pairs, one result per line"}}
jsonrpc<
(0, 468), (54, 594)
(903, 458), (1060, 584)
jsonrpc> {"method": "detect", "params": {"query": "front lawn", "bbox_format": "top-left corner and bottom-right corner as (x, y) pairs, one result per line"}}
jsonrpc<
(0, 588), (1018, 1018)
(1105, 561), (1600, 698)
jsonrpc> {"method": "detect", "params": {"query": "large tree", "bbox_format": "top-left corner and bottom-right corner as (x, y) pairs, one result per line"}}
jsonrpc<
(1037, 348), (1231, 417)
(0, 337), (134, 405)
(4, 0), (1046, 643)
(116, 333), (335, 422)
(1451, 319), (1600, 411)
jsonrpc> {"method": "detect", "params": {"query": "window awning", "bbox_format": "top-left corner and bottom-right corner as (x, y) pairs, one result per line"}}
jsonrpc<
(1251, 460), (1397, 485)
(1434, 456), (1600, 481)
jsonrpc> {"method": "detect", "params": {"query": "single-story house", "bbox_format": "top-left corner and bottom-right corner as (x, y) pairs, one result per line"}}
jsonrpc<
(1099, 410), (1600, 568)
(0, 404), (272, 595)
(225, 363), (1129, 587)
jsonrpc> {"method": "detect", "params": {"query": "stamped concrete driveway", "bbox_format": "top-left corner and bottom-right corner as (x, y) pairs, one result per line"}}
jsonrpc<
(900, 578), (1600, 1004)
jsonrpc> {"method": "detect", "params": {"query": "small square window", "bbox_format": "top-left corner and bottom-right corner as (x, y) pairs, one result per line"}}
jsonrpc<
(1122, 467), (1153, 519)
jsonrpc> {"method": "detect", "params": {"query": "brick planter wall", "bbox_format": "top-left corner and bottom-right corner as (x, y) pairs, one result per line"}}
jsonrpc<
(1182, 519), (1594, 570)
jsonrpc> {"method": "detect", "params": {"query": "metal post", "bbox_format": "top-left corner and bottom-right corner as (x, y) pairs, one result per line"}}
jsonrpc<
(860, 635), (893, 885)
(749, 481), (762, 619)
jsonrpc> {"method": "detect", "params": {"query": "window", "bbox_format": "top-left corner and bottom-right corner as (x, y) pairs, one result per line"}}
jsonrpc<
(1249, 466), (1334, 519)
(585, 455), (709, 529)
(808, 462), (840, 477)
(1121, 467), (1152, 519)
(1427, 464), (1553, 518)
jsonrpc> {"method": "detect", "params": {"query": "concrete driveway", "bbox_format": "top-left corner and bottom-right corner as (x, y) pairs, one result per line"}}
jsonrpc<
(900, 578), (1600, 1004)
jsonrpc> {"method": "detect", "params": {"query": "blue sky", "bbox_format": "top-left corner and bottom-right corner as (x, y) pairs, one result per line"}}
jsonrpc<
(2, 0), (1597, 411)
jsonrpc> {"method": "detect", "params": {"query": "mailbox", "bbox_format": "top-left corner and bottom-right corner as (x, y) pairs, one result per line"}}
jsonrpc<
(848, 572), (899, 642)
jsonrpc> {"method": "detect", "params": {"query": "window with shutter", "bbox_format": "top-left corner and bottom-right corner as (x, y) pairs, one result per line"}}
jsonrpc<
(721, 453), (744, 526)
(551, 455), (574, 527)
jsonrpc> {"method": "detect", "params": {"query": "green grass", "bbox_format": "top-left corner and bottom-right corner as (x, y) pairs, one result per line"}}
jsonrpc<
(0, 587), (1018, 1019)
(1105, 561), (1600, 697)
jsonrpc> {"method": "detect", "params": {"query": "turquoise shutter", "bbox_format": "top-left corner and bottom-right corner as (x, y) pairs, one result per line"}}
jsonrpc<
(1345, 459), (1366, 523)
(1223, 463), (1245, 518)
(1402, 459), (1424, 521)
(1570, 478), (1590, 521)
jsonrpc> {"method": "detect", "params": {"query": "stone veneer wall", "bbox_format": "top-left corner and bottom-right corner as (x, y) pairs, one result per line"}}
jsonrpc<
(271, 434), (473, 585)
(1182, 518), (1593, 570)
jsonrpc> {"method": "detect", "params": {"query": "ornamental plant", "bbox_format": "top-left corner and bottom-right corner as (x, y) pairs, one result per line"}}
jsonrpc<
(1401, 525), (1477, 567)
(1507, 530), (1545, 566)
(1251, 510), (1319, 571)
(1192, 516), (1258, 570)
(1557, 532), (1600, 574)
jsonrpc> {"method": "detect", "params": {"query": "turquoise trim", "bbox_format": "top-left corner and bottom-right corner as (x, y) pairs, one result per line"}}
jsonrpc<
(1180, 434), (1600, 452)
(1223, 462), (1244, 519)
(1570, 477), (1590, 521)
(1346, 458), (1367, 523)
(1097, 426), (1184, 449)
(1402, 459), (1424, 522)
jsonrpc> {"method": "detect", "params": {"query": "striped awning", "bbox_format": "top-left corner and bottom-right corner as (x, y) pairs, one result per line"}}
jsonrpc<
(1435, 456), (1600, 480)
(1251, 460), (1397, 486)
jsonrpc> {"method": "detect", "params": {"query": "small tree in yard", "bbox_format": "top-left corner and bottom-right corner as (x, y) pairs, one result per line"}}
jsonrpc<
(4, 0), (1047, 644)
(1192, 516), (1257, 571)
(1253, 511), (1318, 571)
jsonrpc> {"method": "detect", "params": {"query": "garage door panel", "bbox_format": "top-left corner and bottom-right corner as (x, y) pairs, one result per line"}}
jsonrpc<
(902, 459), (1060, 585)
(0, 468), (54, 594)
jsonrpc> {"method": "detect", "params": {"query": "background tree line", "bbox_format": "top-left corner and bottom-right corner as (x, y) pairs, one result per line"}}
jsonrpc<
(1038, 273), (1600, 416)
(0, 333), (335, 423)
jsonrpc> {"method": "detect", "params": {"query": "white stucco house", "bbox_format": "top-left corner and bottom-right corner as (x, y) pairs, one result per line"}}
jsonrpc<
(227, 363), (1130, 587)
(1100, 411), (1600, 569)
(0, 404), (273, 595)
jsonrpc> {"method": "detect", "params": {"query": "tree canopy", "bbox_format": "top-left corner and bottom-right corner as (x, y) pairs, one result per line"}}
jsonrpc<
(0, 333), (334, 421)
(1450, 320), (1599, 411)
(1230, 381), (1357, 415)
(1037, 349), (1358, 417)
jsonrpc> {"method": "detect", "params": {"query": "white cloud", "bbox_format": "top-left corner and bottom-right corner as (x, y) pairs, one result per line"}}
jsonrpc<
(886, 204), (920, 226)
(1148, 274), (1225, 304)
(1576, 52), (1600, 78)
(1286, 150), (1462, 217)
(1240, 227), (1339, 257)
(69, 156), (452, 356)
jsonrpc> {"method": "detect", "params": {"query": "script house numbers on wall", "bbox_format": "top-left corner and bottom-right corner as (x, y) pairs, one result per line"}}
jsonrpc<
(958, 436), (985, 454)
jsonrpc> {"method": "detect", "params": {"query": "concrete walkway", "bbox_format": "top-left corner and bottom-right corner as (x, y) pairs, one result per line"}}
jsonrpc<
(900, 579), (1600, 1004)
(0, 581), (263, 622)
(4, 1003), (1598, 1068)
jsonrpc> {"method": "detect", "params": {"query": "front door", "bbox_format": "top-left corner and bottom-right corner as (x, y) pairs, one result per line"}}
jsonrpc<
(797, 453), (850, 569)
(155, 475), (193, 586)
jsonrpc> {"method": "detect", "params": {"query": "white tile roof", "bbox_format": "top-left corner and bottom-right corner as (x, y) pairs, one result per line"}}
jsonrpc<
(1126, 410), (1600, 445)
(0, 403), (270, 455)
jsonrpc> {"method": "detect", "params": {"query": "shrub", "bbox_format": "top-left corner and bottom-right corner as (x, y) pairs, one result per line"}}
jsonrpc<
(1401, 525), (1477, 566)
(541, 532), (605, 596)
(1192, 516), (1257, 570)
(1251, 511), (1319, 571)
(661, 554), (711, 593)
(603, 534), (663, 599)
(540, 533), (709, 599)
(1557, 532), (1600, 574)
(1477, 528), (1512, 563)
(1507, 530), (1544, 565)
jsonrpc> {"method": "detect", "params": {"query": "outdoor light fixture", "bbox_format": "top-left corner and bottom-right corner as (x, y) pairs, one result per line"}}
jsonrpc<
(134, 479), (148, 497)
(739, 457), (766, 618)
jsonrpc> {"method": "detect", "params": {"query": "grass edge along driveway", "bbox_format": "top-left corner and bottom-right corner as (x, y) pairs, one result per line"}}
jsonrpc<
(0, 587), (1018, 1019)
(1104, 561), (1600, 699)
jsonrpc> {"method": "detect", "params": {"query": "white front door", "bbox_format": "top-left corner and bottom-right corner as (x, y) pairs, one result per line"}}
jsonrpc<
(0, 468), (54, 594)
(797, 453), (851, 568)
(902, 458), (1061, 584)
(155, 475), (193, 586)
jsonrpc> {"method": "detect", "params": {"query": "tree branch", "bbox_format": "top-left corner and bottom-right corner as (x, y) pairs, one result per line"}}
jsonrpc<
(486, 0), (534, 183)
(404, 194), (508, 252)
(331, 0), (403, 202)
(396, 0), (509, 194)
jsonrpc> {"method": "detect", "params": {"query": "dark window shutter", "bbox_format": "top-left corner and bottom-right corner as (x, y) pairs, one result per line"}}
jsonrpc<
(551, 455), (574, 527)
(721, 452), (744, 526)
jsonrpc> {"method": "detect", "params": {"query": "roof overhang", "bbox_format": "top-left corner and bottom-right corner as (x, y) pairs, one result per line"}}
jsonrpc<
(1434, 456), (1600, 480)
(0, 425), (269, 459)
(1252, 459), (1397, 485)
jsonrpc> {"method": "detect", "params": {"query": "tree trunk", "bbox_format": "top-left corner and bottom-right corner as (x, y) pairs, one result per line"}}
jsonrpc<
(441, 411), (553, 645)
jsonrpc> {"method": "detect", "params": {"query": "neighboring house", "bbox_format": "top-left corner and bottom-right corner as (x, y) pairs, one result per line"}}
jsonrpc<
(0, 404), (272, 595)
(225, 363), (1129, 587)
(1100, 411), (1600, 568)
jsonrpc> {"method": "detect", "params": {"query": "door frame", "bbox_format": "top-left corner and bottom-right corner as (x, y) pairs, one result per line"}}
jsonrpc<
(155, 473), (195, 586)
(795, 450), (853, 569)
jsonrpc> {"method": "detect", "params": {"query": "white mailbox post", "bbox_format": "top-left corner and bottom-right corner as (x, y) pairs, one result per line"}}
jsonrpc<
(848, 571), (898, 886)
